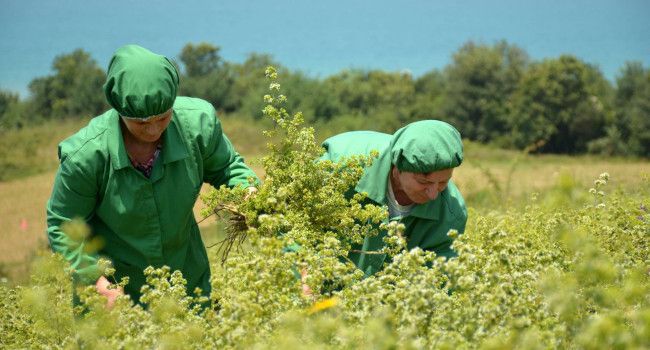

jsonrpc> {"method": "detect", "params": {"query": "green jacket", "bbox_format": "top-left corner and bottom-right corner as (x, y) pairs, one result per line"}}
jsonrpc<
(46, 97), (258, 302)
(322, 130), (467, 277)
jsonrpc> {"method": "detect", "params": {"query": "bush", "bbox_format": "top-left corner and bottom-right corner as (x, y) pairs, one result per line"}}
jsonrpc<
(1, 70), (648, 349)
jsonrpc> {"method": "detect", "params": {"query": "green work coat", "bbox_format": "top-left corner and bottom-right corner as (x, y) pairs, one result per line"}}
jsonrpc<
(322, 131), (467, 277)
(46, 97), (258, 303)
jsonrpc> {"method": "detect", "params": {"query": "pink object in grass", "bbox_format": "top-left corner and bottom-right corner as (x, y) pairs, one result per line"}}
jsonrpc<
(19, 218), (28, 231)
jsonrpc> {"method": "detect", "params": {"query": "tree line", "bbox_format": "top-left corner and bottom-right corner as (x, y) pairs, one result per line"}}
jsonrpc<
(0, 41), (648, 157)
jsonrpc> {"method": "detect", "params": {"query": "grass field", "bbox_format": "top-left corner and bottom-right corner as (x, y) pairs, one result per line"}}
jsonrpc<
(1, 117), (648, 282)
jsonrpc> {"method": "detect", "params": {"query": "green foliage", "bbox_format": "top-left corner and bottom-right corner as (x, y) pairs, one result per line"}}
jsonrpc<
(3, 40), (650, 157)
(178, 42), (236, 112)
(604, 62), (650, 157)
(0, 90), (17, 117)
(509, 55), (613, 153)
(2, 69), (648, 349)
(180, 42), (223, 78)
(409, 69), (446, 122)
(441, 40), (528, 143)
(321, 69), (416, 130)
(202, 66), (387, 299)
(28, 49), (107, 120)
(0, 89), (23, 130)
(229, 53), (284, 117)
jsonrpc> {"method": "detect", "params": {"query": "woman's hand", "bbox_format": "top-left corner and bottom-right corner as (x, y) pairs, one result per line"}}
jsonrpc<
(244, 186), (258, 200)
(95, 275), (124, 309)
(300, 267), (314, 299)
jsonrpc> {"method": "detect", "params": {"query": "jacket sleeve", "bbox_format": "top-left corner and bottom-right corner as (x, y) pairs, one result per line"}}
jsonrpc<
(202, 117), (260, 189)
(46, 158), (102, 285)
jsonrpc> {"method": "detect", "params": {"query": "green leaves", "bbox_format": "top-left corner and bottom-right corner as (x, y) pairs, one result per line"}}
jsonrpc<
(1, 70), (649, 349)
(509, 55), (613, 153)
(28, 49), (107, 120)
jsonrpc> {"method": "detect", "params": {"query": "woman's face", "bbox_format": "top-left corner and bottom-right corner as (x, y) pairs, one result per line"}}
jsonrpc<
(392, 167), (454, 204)
(121, 109), (173, 143)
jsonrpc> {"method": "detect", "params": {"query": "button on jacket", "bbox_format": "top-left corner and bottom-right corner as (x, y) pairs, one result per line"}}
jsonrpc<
(46, 97), (258, 302)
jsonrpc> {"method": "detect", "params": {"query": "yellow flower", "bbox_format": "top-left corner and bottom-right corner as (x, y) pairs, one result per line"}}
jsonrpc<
(307, 297), (339, 315)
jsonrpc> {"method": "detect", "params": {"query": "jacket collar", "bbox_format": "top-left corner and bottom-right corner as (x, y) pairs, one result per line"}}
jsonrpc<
(107, 110), (189, 170)
(356, 146), (441, 221)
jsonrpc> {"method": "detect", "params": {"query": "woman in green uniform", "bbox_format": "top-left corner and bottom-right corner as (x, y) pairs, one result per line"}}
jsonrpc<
(46, 45), (259, 307)
(321, 120), (467, 277)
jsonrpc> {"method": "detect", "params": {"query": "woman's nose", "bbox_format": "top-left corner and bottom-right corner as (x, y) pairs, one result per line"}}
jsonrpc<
(425, 185), (439, 200)
(146, 124), (161, 135)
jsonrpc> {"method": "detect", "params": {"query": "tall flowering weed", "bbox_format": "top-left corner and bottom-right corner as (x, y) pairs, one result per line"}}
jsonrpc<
(0, 69), (648, 349)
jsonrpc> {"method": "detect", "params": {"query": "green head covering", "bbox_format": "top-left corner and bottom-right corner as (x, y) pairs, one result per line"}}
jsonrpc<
(390, 120), (463, 173)
(103, 45), (179, 119)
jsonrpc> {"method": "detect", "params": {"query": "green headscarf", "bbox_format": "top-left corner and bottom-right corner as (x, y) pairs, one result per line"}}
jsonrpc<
(390, 120), (463, 173)
(103, 45), (179, 119)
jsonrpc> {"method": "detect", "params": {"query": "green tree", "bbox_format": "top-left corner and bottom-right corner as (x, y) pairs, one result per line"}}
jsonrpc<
(608, 62), (650, 157)
(409, 69), (446, 121)
(229, 53), (284, 117)
(441, 41), (528, 143)
(509, 55), (613, 154)
(301, 77), (341, 121)
(178, 42), (235, 112)
(0, 90), (18, 118)
(322, 69), (415, 131)
(0, 90), (20, 130)
(271, 71), (323, 121)
(179, 42), (221, 77)
(28, 49), (106, 120)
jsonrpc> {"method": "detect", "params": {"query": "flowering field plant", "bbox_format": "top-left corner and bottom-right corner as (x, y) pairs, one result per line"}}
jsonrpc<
(1, 68), (648, 349)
